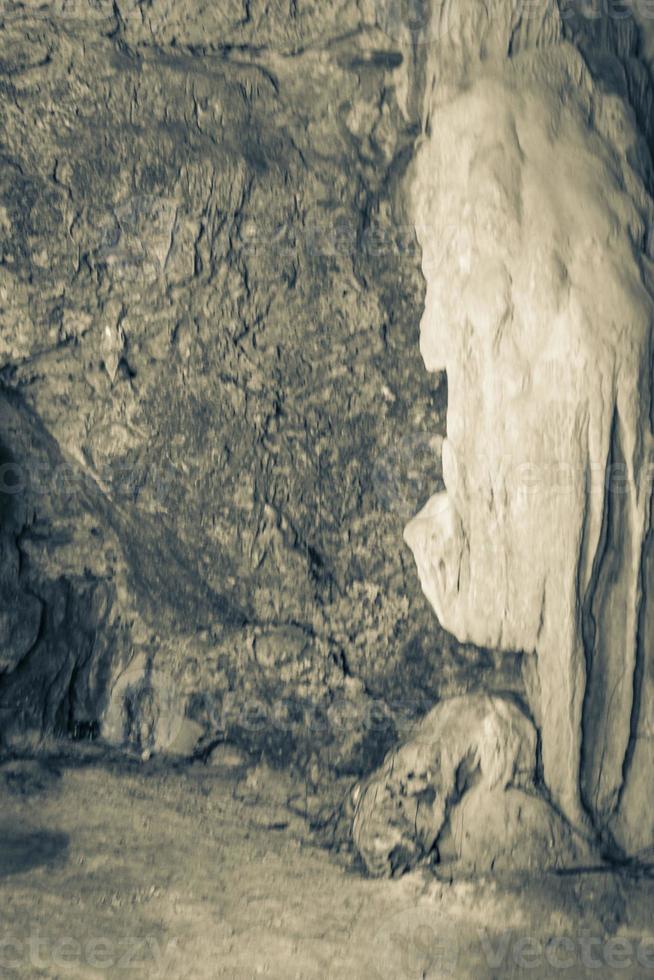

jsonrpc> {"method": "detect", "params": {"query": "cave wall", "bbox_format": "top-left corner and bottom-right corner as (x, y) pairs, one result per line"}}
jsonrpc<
(3, 0), (653, 791)
(0, 0), (526, 771)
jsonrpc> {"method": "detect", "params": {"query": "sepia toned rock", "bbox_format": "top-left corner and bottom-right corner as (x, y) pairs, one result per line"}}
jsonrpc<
(0, 0), (455, 765)
(398, 4), (654, 867)
(352, 693), (594, 876)
(1, 1), (654, 975)
(1, 0), (653, 910)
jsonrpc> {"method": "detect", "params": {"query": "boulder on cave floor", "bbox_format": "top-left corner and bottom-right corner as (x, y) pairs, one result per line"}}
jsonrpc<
(352, 693), (597, 877)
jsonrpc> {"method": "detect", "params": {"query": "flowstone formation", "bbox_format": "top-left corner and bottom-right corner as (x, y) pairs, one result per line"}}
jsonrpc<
(354, 6), (654, 873)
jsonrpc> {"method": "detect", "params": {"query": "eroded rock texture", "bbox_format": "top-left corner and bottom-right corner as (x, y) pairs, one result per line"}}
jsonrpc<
(360, 1), (654, 871)
(0, 1), (536, 774)
(352, 694), (593, 876)
(4, 0), (654, 878)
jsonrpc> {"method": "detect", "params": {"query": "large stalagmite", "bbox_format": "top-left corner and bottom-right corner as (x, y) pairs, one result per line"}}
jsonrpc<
(354, 6), (654, 872)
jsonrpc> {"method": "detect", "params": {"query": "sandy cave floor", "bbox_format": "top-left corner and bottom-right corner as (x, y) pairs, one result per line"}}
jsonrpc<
(0, 745), (653, 979)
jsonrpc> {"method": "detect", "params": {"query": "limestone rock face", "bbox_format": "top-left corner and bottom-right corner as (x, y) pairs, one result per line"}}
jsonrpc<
(3, 0), (654, 870)
(404, 41), (654, 857)
(353, 694), (593, 876)
(3, 0), (540, 774)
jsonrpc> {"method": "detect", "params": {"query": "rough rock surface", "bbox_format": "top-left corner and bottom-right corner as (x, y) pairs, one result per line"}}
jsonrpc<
(401, 1), (654, 867)
(3, 0), (654, 878)
(352, 693), (595, 877)
(0, 0), (532, 775)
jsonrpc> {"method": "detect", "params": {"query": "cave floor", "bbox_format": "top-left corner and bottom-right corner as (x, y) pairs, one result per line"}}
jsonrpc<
(0, 746), (653, 979)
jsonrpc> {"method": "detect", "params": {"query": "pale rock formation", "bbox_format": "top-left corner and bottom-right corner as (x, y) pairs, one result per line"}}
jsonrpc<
(406, 45), (654, 852)
(355, 6), (654, 872)
(352, 694), (592, 876)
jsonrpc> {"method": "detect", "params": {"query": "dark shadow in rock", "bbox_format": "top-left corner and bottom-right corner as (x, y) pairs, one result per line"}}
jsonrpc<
(0, 436), (20, 525)
(0, 826), (69, 878)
